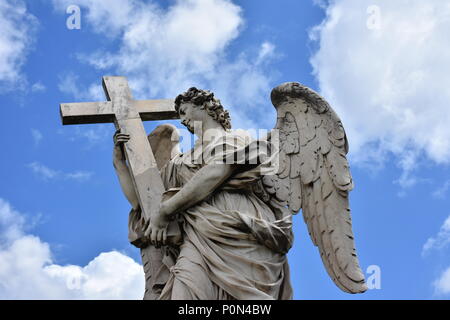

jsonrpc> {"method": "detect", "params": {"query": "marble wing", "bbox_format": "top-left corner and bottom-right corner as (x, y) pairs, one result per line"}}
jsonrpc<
(260, 82), (367, 293)
(148, 123), (181, 170)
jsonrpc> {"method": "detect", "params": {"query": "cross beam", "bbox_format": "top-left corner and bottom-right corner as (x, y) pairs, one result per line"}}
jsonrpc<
(59, 76), (179, 240)
(60, 99), (178, 125)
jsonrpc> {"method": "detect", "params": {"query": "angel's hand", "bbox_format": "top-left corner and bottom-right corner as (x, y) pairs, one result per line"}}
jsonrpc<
(113, 130), (130, 164)
(145, 202), (171, 247)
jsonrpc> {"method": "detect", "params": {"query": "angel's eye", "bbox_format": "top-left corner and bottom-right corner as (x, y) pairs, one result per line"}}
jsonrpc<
(179, 109), (185, 116)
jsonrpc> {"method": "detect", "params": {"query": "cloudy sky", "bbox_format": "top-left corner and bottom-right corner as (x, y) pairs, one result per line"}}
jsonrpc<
(0, 0), (449, 299)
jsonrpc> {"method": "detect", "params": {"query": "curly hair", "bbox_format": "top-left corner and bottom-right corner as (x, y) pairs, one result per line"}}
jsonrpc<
(174, 87), (232, 130)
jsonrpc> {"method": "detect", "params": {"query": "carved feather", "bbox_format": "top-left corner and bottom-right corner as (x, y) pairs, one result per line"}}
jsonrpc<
(259, 82), (367, 294)
(147, 124), (181, 170)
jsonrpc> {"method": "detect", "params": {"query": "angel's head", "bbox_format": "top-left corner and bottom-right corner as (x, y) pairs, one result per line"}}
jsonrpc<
(174, 87), (232, 135)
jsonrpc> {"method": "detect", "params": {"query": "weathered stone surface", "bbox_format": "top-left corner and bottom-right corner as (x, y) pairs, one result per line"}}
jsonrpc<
(60, 76), (181, 300)
(60, 78), (367, 300)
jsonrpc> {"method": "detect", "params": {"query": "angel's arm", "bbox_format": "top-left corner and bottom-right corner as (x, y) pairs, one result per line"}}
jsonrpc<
(162, 163), (236, 217)
(162, 137), (270, 216)
(112, 132), (139, 210)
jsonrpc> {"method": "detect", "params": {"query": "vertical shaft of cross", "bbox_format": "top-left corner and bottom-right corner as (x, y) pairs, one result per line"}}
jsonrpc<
(102, 77), (166, 228)
(101, 77), (171, 300)
(60, 76), (180, 300)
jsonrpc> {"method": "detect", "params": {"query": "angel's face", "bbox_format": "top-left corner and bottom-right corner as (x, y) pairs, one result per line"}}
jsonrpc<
(178, 102), (205, 134)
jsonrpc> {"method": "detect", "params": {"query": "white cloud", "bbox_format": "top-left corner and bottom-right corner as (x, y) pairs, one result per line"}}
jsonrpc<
(0, 198), (26, 243)
(44, 252), (144, 299)
(27, 162), (59, 180)
(210, 42), (278, 129)
(27, 162), (93, 182)
(52, 0), (140, 36)
(73, 126), (112, 145)
(57, 124), (113, 147)
(58, 73), (103, 101)
(432, 180), (450, 199)
(52, 0), (278, 131)
(422, 215), (450, 255)
(434, 267), (450, 296)
(0, 0), (38, 91)
(31, 129), (43, 146)
(31, 81), (46, 93)
(0, 198), (144, 299)
(310, 1), (450, 179)
(256, 42), (276, 65)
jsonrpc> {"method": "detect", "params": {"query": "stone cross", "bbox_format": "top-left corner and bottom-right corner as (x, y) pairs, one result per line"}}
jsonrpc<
(60, 76), (179, 237)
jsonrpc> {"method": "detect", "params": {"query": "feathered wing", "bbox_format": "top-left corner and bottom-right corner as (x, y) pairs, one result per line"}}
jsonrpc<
(148, 123), (181, 171)
(261, 82), (367, 293)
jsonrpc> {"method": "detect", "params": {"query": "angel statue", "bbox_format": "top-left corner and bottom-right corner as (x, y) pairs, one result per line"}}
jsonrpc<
(112, 82), (367, 300)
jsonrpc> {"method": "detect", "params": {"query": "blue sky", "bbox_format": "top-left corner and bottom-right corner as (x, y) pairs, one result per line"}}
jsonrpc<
(0, 0), (449, 299)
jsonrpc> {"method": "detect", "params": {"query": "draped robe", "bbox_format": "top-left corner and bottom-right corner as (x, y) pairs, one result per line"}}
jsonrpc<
(130, 130), (294, 300)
